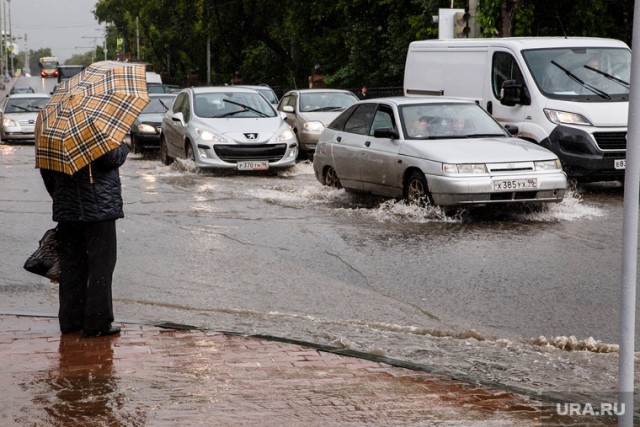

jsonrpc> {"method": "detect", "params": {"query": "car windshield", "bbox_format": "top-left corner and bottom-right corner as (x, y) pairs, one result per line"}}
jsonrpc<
(5, 97), (49, 113)
(400, 103), (507, 140)
(194, 92), (276, 118)
(299, 92), (357, 112)
(142, 97), (176, 114)
(522, 47), (630, 101)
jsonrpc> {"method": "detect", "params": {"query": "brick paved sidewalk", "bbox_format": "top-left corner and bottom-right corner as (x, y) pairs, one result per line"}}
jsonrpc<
(0, 315), (617, 426)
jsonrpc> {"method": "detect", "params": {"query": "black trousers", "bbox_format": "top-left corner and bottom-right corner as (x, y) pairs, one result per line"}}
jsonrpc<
(56, 220), (117, 333)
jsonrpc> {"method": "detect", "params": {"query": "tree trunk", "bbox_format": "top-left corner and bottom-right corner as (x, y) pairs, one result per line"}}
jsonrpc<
(500, 0), (518, 37)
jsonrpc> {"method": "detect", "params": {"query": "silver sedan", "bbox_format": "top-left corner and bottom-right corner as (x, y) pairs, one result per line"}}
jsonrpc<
(313, 97), (567, 207)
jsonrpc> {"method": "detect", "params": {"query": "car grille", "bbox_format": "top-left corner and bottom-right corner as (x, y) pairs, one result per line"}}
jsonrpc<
(593, 131), (626, 150)
(18, 119), (36, 127)
(487, 162), (534, 173)
(213, 144), (287, 162)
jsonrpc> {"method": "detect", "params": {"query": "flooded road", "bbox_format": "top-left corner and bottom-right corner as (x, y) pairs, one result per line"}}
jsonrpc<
(1, 143), (636, 411)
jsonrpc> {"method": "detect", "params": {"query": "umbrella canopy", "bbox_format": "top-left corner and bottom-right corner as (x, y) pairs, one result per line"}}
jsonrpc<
(35, 61), (150, 175)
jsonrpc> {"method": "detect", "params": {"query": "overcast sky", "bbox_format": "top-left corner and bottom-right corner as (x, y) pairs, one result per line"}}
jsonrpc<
(10, 0), (103, 62)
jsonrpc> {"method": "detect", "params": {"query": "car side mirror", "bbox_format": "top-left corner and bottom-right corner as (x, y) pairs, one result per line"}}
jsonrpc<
(500, 80), (531, 106)
(171, 112), (185, 124)
(279, 111), (288, 121)
(373, 127), (399, 139)
(283, 105), (294, 113)
(504, 124), (519, 135)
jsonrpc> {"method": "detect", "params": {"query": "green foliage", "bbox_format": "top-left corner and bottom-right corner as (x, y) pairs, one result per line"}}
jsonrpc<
(87, 0), (633, 91)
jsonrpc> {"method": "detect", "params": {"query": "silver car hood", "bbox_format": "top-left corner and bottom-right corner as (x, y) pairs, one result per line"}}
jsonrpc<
(399, 137), (558, 163)
(298, 111), (345, 126)
(193, 117), (284, 143)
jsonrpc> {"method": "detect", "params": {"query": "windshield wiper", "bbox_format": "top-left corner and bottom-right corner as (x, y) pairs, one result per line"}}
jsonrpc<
(213, 109), (246, 118)
(550, 60), (611, 99)
(584, 64), (630, 89)
(158, 99), (169, 111)
(309, 106), (343, 112)
(464, 133), (507, 138)
(223, 99), (269, 117)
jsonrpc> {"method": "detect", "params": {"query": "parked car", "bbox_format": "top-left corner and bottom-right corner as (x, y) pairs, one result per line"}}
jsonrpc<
(10, 86), (35, 94)
(160, 86), (297, 171)
(235, 85), (279, 105)
(313, 97), (567, 207)
(129, 93), (177, 154)
(277, 89), (359, 158)
(0, 93), (50, 144)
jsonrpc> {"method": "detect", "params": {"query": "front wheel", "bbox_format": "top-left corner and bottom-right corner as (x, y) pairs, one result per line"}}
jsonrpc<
(404, 171), (432, 206)
(160, 135), (174, 166)
(185, 142), (195, 161)
(324, 166), (342, 189)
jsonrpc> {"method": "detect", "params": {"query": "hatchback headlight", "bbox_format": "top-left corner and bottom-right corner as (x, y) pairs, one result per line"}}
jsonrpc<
(544, 109), (592, 126)
(276, 128), (295, 141)
(443, 163), (488, 174)
(303, 121), (324, 133)
(195, 127), (225, 142)
(137, 123), (156, 134)
(535, 159), (562, 171)
(3, 118), (16, 127)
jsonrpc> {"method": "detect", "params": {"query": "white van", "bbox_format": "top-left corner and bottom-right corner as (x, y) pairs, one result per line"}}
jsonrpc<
(404, 37), (631, 182)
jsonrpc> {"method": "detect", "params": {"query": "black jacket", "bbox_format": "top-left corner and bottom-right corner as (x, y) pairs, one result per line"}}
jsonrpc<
(41, 144), (129, 223)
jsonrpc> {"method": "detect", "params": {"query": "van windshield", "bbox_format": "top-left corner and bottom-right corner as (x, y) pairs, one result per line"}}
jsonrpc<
(522, 47), (630, 102)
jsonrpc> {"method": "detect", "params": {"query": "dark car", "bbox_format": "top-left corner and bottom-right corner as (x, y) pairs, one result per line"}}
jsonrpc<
(129, 93), (177, 154)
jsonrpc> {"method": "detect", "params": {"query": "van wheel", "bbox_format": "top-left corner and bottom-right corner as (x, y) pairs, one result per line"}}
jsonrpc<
(160, 136), (174, 165)
(324, 166), (342, 189)
(404, 171), (432, 206)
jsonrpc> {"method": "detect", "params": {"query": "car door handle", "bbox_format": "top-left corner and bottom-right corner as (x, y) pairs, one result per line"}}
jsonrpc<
(365, 141), (371, 147)
(336, 136), (341, 142)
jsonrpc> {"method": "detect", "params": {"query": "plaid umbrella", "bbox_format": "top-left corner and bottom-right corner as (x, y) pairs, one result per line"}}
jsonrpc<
(35, 61), (150, 175)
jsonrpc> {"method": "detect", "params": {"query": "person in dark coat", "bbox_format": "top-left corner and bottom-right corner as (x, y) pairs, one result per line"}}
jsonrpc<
(40, 143), (129, 337)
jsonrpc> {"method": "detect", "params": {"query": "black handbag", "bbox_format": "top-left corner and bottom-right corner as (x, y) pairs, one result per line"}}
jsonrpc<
(24, 227), (60, 283)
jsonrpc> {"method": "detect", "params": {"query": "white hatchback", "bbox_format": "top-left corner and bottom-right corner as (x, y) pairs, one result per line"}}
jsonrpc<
(0, 93), (50, 143)
(160, 87), (298, 171)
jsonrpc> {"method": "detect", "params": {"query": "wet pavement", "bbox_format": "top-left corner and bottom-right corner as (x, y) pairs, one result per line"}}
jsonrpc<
(0, 314), (620, 426)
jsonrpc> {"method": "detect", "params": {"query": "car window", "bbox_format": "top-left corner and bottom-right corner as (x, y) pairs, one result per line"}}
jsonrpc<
(327, 104), (357, 130)
(194, 92), (276, 118)
(182, 95), (192, 122)
(4, 97), (49, 113)
(299, 92), (357, 113)
(142, 97), (176, 114)
(369, 105), (396, 136)
(400, 103), (507, 139)
(343, 103), (376, 135)
(172, 92), (187, 114)
(286, 94), (296, 110)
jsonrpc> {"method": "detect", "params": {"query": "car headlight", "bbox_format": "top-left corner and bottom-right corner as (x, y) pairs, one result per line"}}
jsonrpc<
(195, 127), (225, 142)
(544, 109), (592, 126)
(137, 123), (156, 134)
(276, 128), (295, 141)
(3, 118), (16, 127)
(303, 121), (324, 133)
(442, 163), (488, 174)
(535, 159), (562, 171)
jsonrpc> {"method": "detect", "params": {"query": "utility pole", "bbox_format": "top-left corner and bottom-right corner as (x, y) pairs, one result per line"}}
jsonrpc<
(136, 16), (140, 60)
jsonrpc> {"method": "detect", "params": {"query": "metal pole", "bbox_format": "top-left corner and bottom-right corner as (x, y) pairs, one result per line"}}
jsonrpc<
(206, 34), (211, 86)
(8, 0), (13, 76)
(619, 1), (640, 425)
(136, 16), (139, 60)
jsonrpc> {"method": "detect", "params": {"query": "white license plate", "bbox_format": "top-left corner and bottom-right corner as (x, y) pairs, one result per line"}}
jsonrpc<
(237, 160), (269, 171)
(22, 127), (34, 133)
(614, 159), (626, 170)
(492, 178), (538, 191)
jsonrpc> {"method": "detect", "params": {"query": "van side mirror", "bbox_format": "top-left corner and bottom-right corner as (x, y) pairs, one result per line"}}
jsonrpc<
(500, 80), (531, 106)
(373, 127), (399, 139)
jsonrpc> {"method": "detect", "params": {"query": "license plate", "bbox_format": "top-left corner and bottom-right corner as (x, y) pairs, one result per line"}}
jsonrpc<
(614, 159), (626, 170)
(22, 127), (34, 133)
(237, 160), (269, 171)
(492, 178), (538, 191)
